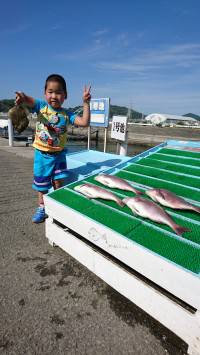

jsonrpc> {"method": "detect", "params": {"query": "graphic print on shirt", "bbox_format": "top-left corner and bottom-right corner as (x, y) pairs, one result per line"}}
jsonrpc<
(32, 99), (76, 152)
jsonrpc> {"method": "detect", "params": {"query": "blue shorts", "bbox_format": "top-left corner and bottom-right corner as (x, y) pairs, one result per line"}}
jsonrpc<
(33, 149), (68, 191)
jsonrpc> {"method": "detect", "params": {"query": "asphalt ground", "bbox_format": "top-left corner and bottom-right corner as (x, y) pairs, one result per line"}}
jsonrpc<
(0, 140), (188, 355)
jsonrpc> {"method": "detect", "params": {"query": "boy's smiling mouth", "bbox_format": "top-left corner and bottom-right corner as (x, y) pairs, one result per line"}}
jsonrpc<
(51, 100), (59, 106)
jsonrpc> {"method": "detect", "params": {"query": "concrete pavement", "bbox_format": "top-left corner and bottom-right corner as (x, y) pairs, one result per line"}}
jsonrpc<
(0, 140), (187, 355)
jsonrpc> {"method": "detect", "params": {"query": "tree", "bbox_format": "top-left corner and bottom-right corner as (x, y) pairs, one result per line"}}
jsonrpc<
(0, 100), (15, 112)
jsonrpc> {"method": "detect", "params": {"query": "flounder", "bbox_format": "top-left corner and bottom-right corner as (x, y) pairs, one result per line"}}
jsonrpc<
(8, 105), (29, 133)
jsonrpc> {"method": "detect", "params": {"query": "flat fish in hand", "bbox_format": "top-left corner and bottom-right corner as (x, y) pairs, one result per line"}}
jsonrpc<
(123, 196), (190, 236)
(8, 105), (29, 133)
(146, 188), (200, 214)
(95, 174), (142, 195)
(74, 183), (125, 207)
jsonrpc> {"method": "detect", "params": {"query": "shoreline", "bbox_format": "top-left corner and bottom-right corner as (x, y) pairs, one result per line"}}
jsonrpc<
(68, 124), (200, 145)
(1, 123), (199, 147)
(0, 124), (199, 160)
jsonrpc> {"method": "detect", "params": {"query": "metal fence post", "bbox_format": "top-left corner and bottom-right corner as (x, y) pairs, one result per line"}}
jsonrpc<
(87, 126), (91, 150)
(8, 118), (14, 147)
(119, 140), (128, 156)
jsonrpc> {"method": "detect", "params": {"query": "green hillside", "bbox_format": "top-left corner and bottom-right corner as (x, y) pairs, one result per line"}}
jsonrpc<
(0, 100), (142, 119)
(1, 99), (200, 121)
(183, 113), (200, 121)
(0, 99), (15, 112)
(71, 104), (143, 120)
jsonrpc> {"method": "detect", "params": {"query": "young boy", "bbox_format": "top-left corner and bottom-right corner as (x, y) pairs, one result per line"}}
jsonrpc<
(15, 74), (91, 223)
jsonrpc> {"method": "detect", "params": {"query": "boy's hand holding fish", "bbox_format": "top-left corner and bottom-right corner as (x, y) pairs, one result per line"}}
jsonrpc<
(15, 91), (35, 107)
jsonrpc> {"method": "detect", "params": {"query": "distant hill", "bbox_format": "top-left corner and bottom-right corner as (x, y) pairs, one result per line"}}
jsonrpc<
(109, 105), (143, 120)
(2, 99), (199, 121)
(0, 99), (143, 119)
(0, 99), (15, 112)
(183, 113), (200, 121)
(72, 104), (143, 120)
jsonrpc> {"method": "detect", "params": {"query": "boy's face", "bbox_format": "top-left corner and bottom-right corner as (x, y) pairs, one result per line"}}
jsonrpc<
(45, 81), (67, 109)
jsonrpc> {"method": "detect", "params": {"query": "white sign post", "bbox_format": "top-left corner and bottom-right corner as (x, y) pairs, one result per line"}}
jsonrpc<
(89, 98), (110, 152)
(111, 116), (128, 156)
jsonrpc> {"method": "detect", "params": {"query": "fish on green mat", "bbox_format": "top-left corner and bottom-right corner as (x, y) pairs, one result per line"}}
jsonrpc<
(74, 183), (125, 207)
(95, 174), (142, 195)
(123, 196), (190, 236)
(146, 189), (200, 214)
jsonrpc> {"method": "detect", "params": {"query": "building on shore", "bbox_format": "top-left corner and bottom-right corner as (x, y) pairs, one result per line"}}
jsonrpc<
(145, 113), (199, 127)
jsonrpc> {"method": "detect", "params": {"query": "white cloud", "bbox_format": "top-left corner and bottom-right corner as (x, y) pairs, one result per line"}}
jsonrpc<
(54, 40), (110, 61)
(93, 72), (200, 115)
(96, 43), (200, 74)
(92, 29), (109, 37)
(53, 41), (200, 114)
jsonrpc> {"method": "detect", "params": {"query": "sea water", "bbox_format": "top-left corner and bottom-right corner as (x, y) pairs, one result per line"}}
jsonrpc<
(67, 139), (151, 157)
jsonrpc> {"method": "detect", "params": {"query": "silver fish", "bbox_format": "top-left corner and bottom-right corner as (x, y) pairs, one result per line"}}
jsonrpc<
(146, 189), (200, 214)
(94, 174), (142, 195)
(123, 196), (190, 236)
(74, 183), (125, 207)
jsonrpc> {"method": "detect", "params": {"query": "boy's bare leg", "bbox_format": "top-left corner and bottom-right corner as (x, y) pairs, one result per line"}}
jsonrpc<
(52, 179), (64, 190)
(38, 191), (48, 206)
(37, 179), (64, 207)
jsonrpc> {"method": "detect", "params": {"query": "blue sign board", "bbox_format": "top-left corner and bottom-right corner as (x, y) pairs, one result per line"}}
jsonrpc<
(90, 98), (110, 127)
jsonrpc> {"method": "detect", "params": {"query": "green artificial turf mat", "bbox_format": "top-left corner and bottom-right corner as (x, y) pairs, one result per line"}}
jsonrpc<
(135, 158), (200, 177)
(48, 145), (200, 274)
(49, 183), (200, 274)
(70, 178), (200, 245)
(159, 148), (200, 159)
(124, 164), (200, 189)
(149, 153), (200, 167)
(126, 224), (200, 274)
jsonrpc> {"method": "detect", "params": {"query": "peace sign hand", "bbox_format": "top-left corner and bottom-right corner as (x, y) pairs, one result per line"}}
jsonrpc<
(82, 85), (91, 103)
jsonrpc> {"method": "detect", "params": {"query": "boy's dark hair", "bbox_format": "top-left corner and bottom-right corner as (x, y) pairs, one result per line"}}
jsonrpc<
(45, 74), (67, 98)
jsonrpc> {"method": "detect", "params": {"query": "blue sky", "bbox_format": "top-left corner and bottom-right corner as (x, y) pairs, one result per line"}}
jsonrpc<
(1, 0), (200, 115)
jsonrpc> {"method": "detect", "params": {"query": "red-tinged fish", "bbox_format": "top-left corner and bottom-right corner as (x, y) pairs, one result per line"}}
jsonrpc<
(74, 183), (125, 207)
(123, 196), (190, 236)
(182, 147), (200, 152)
(94, 174), (142, 195)
(146, 188), (200, 214)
